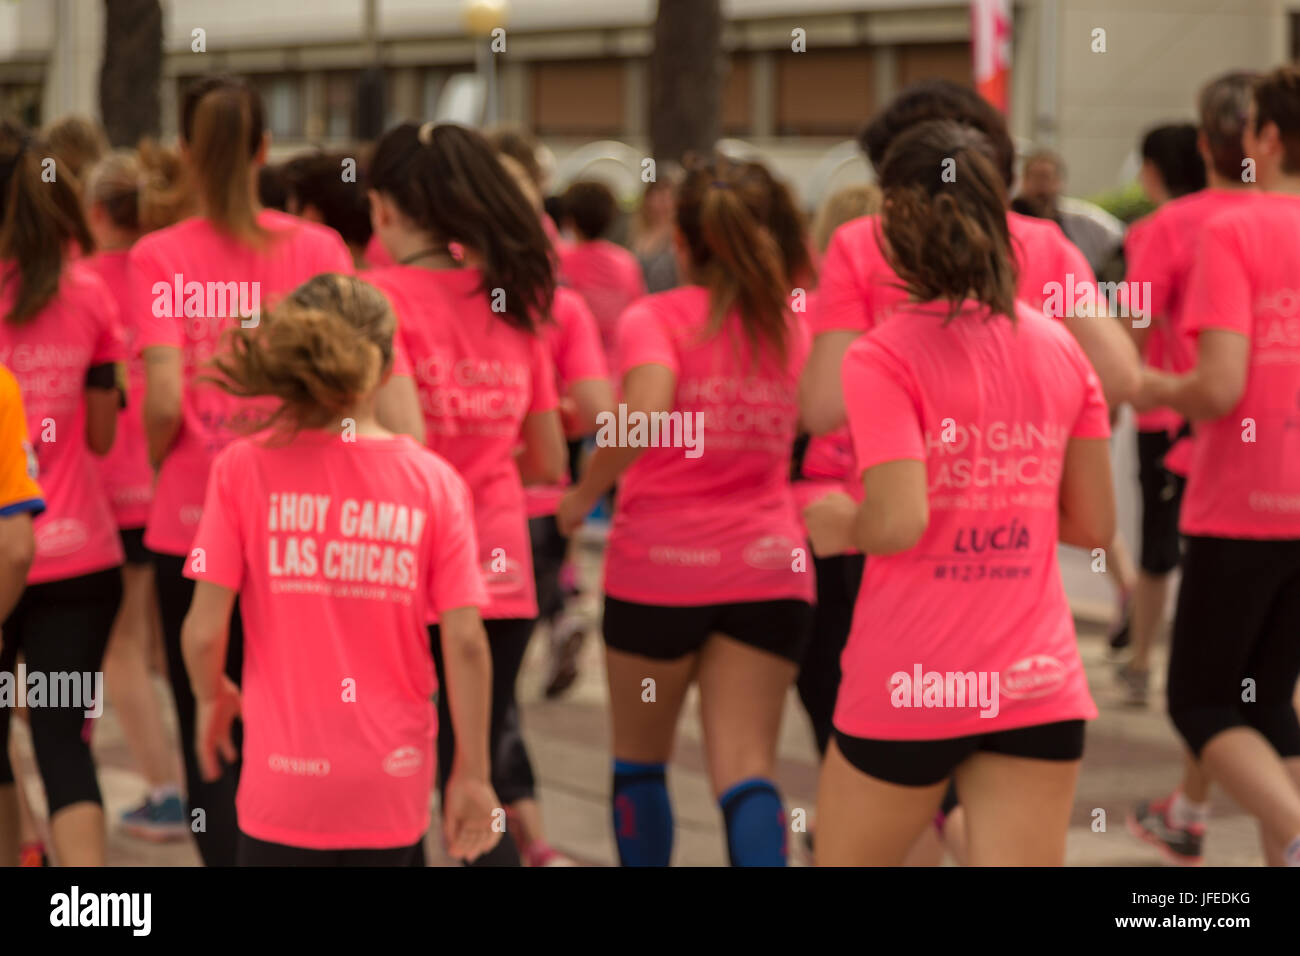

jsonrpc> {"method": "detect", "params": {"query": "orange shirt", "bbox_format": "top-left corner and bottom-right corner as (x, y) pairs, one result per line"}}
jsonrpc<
(0, 364), (44, 517)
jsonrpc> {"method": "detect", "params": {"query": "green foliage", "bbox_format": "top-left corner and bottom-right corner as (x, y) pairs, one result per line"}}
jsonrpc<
(1087, 181), (1155, 225)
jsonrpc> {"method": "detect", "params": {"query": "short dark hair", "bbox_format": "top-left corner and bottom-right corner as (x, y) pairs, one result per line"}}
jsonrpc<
(1253, 66), (1300, 175)
(1141, 124), (1205, 198)
(287, 151), (372, 249)
(561, 180), (618, 240)
(1198, 71), (1255, 180)
(860, 79), (1016, 189)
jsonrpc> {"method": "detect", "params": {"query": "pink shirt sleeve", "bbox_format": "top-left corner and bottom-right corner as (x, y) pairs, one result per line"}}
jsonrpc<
(809, 227), (869, 336)
(556, 295), (609, 384)
(129, 242), (182, 351)
(1183, 220), (1251, 338)
(1058, 233), (1098, 304)
(315, 228), (355, 276)
(616, 301), (678, 377)
(527, 332), (559, 415)
(1069, 350), (1112, 440)
(426, 465), (489, 612)
(186, 445), (246, 590)
(1124, 216), (1174, 319)
(841, 338), (924, 480)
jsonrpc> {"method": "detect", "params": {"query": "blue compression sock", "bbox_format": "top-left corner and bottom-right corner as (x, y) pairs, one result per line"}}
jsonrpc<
(612, 759), (673, 866)
(719, 778), (786, 866)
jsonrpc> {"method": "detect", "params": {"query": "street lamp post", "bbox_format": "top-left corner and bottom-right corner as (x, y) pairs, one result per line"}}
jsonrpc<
(463, 0), (509, 127)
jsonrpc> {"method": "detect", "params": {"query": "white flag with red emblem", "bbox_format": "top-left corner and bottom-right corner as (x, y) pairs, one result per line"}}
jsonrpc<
(972, 0), (1013, 113)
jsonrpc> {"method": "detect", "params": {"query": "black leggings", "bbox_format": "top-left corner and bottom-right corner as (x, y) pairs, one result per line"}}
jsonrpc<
(529, 515), (568, 625)
(1168, 536), (1300, 757)
(0, 568), (122, 814)
(237, 831), (426, 866)
(154, 552), (245, 867)
(796, 552), (865, 755)
(429, 617), (535, 867)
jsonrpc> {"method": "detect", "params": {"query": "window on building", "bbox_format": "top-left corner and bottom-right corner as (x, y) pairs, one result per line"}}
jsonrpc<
(325, 70), (357, 140)
(896, 43), (972, 90)
(250, 73), (304, 140)
(533, 59), (624, 137)
(775, 48), (875, 137)
(721, 54), (752, 136)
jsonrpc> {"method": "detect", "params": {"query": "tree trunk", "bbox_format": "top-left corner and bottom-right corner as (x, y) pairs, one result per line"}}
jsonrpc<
(649, 0), (723, 163)
(100, 0), (163, 147)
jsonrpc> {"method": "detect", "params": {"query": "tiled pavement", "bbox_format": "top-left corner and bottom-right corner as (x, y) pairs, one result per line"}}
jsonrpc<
(10, 542), (1266, 867)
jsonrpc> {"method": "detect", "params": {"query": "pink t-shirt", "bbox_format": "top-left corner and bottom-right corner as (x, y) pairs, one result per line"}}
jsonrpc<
(1178, 194), (1300, 539)
(87, 250), (153, 528)
(130, 211), (354, 555)
(812, 211), (1097, 338)
(558, 239), (647, 363)
(1125, 189), (1256, 435)
(796, 290), (862, 516)
(186, 430), (487, 849)
(525, 286), (608, 519)
(363, 234), (394, 269)
(605, 286), (813, 605)
(0, 261), (126, 583)
(835, 300), (1110, 739)
(366, 266), (558, 619)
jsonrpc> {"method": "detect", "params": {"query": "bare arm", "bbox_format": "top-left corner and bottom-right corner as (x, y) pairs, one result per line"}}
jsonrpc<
(84, 387), (119, 457)
(854, 459), (929, 555)
(799, 331), (859, 435)
(1058, 437), (1116, 551)
(374, 375), (426, 444)
(1062, 313), (1141, 406)
(555, 363), (675, 532)
(565, 377), (616, 436)
(181, 581), (240, 782)
(1134, 329), (1249, 422)
(517, 409), (566, 486)
(438, 605), (492, 782)
(143, 346), (183, 468)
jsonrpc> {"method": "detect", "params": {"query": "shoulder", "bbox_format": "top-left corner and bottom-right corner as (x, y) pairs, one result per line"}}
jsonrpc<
(263, 210), (346, 253)
(131, 217), (203, 261)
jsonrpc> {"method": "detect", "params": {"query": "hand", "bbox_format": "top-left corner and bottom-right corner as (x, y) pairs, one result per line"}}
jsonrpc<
(195, 676), (241, 782)
(442, 768), (503, 863)
(1129, 368), (1167, 415)
(802, 490), (858, 558)
(556, 486), (594, 537)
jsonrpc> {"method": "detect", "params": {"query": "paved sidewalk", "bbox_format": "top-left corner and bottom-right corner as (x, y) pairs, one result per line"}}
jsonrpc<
(10, 545), (1266, 867)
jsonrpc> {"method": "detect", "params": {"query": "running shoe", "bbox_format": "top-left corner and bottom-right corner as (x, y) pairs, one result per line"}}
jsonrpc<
(17, 842), (47, 867)
(1115, 663), (1150, 707)
(120, 793), (188, 842)
(543, 612), (586, 699)
(1128, 797), (1204, 866)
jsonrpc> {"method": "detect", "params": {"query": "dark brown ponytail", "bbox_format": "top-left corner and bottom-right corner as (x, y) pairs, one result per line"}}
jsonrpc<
(876, 119), (1017, 322)
(0, 120), (94, 324)
(369, 121), (555, 332)
(675, 156), (790, 363)
(180, 75), (268, 245)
